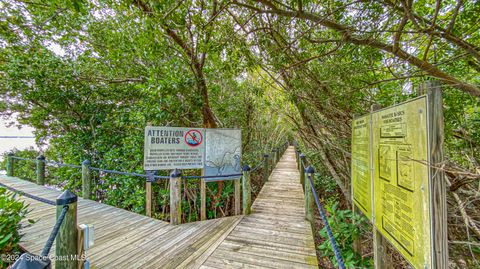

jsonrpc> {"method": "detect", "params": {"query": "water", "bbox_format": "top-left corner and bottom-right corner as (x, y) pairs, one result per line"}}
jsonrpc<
(0, 119), (37, 161)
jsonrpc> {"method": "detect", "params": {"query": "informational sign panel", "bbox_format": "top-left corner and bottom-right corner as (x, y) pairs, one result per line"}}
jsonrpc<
(372, 96), (432, 269)
(204, 129), (242, 182)
(351, 96), (434, 269)
(351, 115), (372, 220)
(144, 127), (205, 170)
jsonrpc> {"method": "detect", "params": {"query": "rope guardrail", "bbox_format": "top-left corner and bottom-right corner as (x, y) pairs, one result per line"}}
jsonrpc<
(0, 182), (56, 206)
(10, 156), (36, 162)
(6, 139), (290, 183)
(5, 140), (290, 226)
(294, 142), (345, 269)
(8, 155), (165, 179)
(307, 173), (346, 269)
(44, 161), (82, 169)
(90, 166), (150, 178)
(183, 173), (244, 180)
(249, 161), (263, 173)
(40, 205), (69, 257)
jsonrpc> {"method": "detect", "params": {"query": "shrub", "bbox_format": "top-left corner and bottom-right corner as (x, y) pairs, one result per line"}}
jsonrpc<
(318, 202), (372, 269)
(0, 187), (33, 268)
(1, 148), (39, 182)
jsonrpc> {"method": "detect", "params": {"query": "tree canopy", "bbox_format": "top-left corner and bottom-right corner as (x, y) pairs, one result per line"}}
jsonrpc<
(1, 0), (479, 267)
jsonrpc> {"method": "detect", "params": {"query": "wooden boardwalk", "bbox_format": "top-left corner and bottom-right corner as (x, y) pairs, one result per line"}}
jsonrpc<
(0, 146), (318, 268)
(200, 147), (318, 268)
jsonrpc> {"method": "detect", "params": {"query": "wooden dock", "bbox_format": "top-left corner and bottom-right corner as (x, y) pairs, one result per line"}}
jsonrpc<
(0, 147), (318, 268)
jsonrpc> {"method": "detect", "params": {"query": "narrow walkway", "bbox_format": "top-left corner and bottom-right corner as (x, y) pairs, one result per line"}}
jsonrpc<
(0, 146), (318, 268)
(200, 147), (318, 268)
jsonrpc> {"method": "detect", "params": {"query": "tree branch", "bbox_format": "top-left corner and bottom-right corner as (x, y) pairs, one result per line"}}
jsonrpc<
(234, 0), (480, 97)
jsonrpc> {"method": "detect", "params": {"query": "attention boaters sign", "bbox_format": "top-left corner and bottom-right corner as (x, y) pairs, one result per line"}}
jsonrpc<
(144, 127), (205, 170)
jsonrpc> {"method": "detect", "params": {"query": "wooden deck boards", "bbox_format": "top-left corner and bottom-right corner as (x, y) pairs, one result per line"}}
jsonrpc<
(200, 147), (318, 268)
(0, 146), (318, 268)
(0, 176), (242, 268)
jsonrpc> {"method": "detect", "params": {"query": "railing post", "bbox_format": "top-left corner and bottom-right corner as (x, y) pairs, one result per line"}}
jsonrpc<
(269, 151), (274, 174)
(305, 166), (315, 223)
(146, 180), (153, 217)
(234, 178), (241, 215)
(56, 190), (78, 269)
(145, 171), (153, 217)
(263, 154), (269, 183)
(200, 178), (206, 221)
(242, 165), (251, 215)
(6, 153), (14, 177)
(170, 169), (182, 225)
(275, 147), (280, 164)
(297, 150), (302, 170)
(36, 155), (46, 185)
(272, 149), (277, 167)
(299, 153), (306, 189)
(82, 160), (91, 200)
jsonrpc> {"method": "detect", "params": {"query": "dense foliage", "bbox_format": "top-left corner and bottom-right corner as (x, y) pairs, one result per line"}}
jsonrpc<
(0, 188), (32, 268)
(0, 0), (479, 267)
(318, 202), (371, 269)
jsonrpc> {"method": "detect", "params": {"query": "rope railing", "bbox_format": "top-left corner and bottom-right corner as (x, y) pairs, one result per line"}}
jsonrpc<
(4, 140), (290, 227)
(6, 140), (290, 181)
(182, 173), (244, 180)
(146, 141), (288, 182)
(307, 172), (346, 269)
(10, 155), (147, 177)
(40, 205), (69, 257)
(0, 181), (56, 206)
(295, 144), (346, 269)
(249, 161), (263, 173)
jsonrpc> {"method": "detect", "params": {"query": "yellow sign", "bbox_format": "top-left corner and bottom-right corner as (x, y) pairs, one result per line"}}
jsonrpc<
(351, 115), (372, 220)
(372, 96), (432, 269)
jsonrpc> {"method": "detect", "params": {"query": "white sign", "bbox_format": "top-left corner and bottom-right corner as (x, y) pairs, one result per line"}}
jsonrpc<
(204, 129), (242, 181)
(143, 127), (205, 170)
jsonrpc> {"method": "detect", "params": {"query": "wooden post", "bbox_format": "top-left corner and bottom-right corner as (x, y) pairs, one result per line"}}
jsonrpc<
(373, 229), (391, 269)
(263, 154), (269, 183)
(296, 150), (302, 170)
(271, 149), (277, 168)
(56, 190), (78, 269)
(170, 169), (182, 225)
(36, 155), (45, 185)
(146, 180), (153, 217)
(145, 122), (154, 218)
(77, 228), (85, 269)
(305, 166), (314, 223)
(6, 153), (14, 177)
(274, 148), (279, 164)
(352, 205), (363, 255)
(234, 178), (241, 215)
(200, 178), (206, 221)
(299, 153), (306, 189)
(370, 103), (393, 269)
(242, 165), (251, 215)
(81, 160), (91, 200)
(427, 81), (448, 268)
